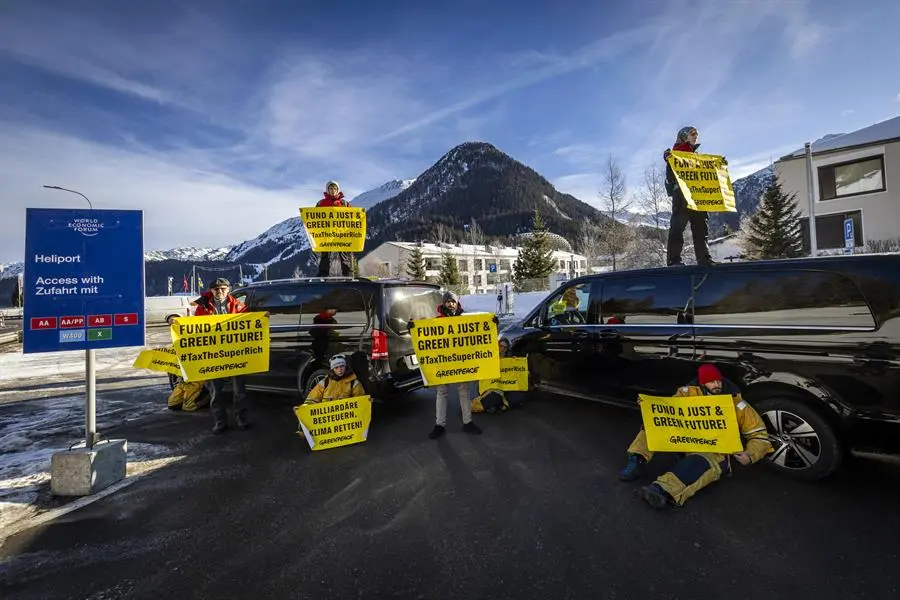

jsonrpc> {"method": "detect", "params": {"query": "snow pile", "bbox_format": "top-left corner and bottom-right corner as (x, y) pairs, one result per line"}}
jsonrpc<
(0, 262), (24, 280)
(0, 386), (178, 535)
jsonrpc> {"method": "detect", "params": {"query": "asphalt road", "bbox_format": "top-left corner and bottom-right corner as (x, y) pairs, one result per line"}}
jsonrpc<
(2, 387), (899, 600)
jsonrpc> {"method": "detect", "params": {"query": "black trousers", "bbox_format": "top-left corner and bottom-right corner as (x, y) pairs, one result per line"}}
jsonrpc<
(317, 252), (352, 277)
(666, 194), (712, 266)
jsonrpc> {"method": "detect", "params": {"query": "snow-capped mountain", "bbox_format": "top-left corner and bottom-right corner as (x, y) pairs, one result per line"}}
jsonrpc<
(0, 262), (23, 280)
(225, 216), (310, 265)
(145, 246), (232, 262)
(350, 179), (416, 210)
(709, 164), (777, 233)
(365, 141), (607, 247)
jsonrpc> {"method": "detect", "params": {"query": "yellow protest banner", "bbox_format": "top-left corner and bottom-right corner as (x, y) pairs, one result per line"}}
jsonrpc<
(293, 396), (372, 451)
(410, 313), (500, 386)
(478, 357), (529, 394)
(666, 151), (736, 212)
(132, 345), (182, 377)
(170, 312), (270, 381)
(299, 206), (366, 253)
(639, 393), (743, 454)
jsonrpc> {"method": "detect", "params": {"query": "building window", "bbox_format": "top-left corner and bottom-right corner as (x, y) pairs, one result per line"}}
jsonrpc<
(458, 259), (468, 272)
(800, 210), (863, 251)
(474, 259), (483, 271)
(558, 260), (565, 269)
(500, 260), (511, 271)
(425, 257), (441, 270)
(474, 274), (482, 285)
(818, 155), (885, 200)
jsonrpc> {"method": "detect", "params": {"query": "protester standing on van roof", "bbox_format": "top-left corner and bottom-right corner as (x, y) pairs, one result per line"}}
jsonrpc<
(194, 278), (251, 434)
(316, 181), (353, 278)
(664, 126), (716, 267)
(619, 364), (773, 509)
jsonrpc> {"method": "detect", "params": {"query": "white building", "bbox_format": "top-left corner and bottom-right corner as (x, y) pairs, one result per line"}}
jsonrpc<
(775, 116), (900, 252)
(359, 241), (588, 294)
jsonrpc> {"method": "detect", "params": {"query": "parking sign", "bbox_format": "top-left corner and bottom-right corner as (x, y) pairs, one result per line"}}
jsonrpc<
(844, 217), (854, 255)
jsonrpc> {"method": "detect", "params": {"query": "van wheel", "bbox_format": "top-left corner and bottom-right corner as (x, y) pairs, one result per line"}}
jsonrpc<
(754, 396), (842, 481)
(166, 315), (179, 326)
(302, 368), (330, 400)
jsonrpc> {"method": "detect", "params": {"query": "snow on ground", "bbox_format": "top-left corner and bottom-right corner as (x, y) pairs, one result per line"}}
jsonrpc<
(0, 385), (184, 536)
(0, 328), (172, 382)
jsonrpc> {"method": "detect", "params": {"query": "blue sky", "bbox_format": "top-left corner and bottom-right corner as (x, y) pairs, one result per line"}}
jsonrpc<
(2, 0), (899, 262)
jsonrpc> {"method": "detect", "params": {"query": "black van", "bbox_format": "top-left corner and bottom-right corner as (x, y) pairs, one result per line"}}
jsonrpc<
(176, 277), (443, 401)
(500, 255), (900, 481)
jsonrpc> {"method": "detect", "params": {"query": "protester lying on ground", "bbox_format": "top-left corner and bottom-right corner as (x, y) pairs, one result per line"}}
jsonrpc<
(472, 338), (526, 414)
(304, 355), (365, 404)
(619, 364), (773, 510)
(167, 380), (210, 412)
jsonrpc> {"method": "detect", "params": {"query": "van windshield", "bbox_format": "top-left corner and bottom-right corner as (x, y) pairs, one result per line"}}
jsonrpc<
(384, 286), (444, 334)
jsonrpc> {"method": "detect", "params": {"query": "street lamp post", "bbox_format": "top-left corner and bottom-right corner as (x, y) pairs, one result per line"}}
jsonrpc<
(42, 185), (98, 448)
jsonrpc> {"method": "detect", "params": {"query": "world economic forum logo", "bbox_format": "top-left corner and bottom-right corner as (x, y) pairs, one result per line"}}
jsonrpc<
(66, 217), (104, 237)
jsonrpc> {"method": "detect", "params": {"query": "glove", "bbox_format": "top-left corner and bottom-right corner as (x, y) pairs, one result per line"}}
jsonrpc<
(407, 319), (415, 331)
(722, 156), (728, 165)
(492, 315), (499, 325)
(663, 148), (672, 161)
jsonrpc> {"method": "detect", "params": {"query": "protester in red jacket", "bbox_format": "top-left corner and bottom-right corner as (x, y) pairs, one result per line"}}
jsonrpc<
(663, 126), (715, 267)
(192, 278), (250, 434)
(315, 181), (353, 277)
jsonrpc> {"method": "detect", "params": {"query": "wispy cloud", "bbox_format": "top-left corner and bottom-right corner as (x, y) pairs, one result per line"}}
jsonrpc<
(374, 23), (661, 143)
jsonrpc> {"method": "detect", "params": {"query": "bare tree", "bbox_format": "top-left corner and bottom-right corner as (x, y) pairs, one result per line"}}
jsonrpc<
(597, 154), (633, 271)
(628, 164), (672, 268)
(577, 221), (605, 272)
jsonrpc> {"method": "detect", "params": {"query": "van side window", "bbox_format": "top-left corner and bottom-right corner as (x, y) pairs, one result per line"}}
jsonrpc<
(250, 288), (301, 325)
(541, 282), (595, 326)
(600, 276), (692, 325)
(301, 286), (369, 326)
(693, 270), (875, 328)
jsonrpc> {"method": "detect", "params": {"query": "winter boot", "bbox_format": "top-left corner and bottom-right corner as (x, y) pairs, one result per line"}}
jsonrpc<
(212, 421), (227, 435)
(235, 411), (250, 431)
(618, 454), (645, 482)
(429, 425), (446, 440)
(462, 421), (482, 435)
(638, 483), (674, 510)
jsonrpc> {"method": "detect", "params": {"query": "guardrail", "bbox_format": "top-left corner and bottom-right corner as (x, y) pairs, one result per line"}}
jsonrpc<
(0, 330), (22, 345)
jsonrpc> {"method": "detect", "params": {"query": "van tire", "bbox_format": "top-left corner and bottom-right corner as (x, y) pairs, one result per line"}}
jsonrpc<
(753, 396), (842, 481)
(302, 368), (331, 400)
(166, 314), (179, 326)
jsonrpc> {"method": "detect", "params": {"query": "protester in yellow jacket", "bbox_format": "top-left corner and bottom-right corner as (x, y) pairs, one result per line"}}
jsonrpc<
(305, 355), (365, 404)
(619, 364), (773, 509)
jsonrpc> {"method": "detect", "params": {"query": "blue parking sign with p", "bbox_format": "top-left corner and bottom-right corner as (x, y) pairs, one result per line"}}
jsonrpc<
(844, 218), (854, 255)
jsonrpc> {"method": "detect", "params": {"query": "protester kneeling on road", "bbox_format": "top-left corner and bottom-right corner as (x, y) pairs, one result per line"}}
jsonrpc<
(193, 278), (252, 435)
(619, 364), (773, 509)
(304, 355), (365, 404)
(472, 338), (525, 415)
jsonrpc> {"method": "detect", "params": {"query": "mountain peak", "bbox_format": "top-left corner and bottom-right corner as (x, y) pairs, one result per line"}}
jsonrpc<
(350, 178), (416, 210)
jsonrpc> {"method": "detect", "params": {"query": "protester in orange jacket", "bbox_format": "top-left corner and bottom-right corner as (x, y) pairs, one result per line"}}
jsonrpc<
(315, 181), (353, 277)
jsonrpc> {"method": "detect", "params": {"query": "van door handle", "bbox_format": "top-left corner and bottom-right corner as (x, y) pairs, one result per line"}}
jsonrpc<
(571, 331), (589, 339)
(599, 330), (619, 340)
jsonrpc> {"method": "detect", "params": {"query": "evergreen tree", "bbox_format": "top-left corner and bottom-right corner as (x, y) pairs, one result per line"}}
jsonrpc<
(439, 252), (461, 287)
(513, 209), (556, 289)
(406, 245), (427, 280)
(743, 178), (804, 259)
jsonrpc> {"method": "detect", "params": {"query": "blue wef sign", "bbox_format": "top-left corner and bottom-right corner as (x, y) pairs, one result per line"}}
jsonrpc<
(844, 217), (854, 255)
(23, 208), (145, 354)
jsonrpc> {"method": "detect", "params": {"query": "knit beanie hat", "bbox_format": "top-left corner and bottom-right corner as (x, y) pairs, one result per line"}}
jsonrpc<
(330, 355), (347, 370)
(698, 364), (723, 385)
(442, 290), (459, 303)
(677, 126), (697, 142)
(325, 181), (341, 193)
